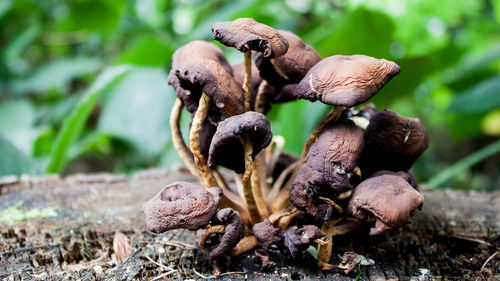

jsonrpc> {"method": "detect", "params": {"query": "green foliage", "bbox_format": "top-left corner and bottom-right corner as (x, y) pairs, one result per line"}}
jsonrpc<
(0, 0), (499, 190)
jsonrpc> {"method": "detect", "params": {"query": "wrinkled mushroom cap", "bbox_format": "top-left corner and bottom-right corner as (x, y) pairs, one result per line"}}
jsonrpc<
(290, 120), (364, 219)
(254, 30), (321, 89)
(175, 58), (245, 119)
(204, 208), (244, 259)
(370, 170), (419, 190)
(359, 109), (429, 177)
(252, 219), (282, 251)
(167, 40), (233, 113)
(347, 174), (424, 235)
(292, 55), (400, 107)
(142, 182), (222, 233)
(283, 225), (325, 258)
(208, 111), (272, 173)
(211, 18), (289, 58)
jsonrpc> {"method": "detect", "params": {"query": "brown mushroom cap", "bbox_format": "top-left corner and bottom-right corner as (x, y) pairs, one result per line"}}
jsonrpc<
(254, 30), (321, 90)
(252, 219), (282, 251)
(208, 111), (272, 173)
(167, 40), (233, 113)
(283, 225), (325, 258)
(370, 170), (419, 190)
(347, 174), (424, 235)
(211, 18), (289, 58)
(292, 55), (400, 107)
(359, 109), (429, 177)
(175, 58), (245, 120)
(142, 182), (222, 233)
(290, 120), (364, 220)
(204, 208), (244, 259)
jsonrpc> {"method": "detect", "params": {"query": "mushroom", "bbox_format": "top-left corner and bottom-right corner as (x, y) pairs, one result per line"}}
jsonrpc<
(142, 181), (221, 233)
(289, 119), (364, 221)
(252, 219), (282, 251)
(282, 225), (325, 258)
(359, 109), (429, 177)
(208, 111), (272, 224)
(347, 174), (424, 235)
(370, 170), (419, 190)
(201, 208), (245, 259)
(167, 40), (233, 184)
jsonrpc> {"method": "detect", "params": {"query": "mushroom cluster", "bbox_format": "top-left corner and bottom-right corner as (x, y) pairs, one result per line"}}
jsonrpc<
(143, 18), (429, 272)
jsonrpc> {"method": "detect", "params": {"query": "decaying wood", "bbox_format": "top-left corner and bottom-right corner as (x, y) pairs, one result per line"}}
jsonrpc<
(1, 169), (499, 280)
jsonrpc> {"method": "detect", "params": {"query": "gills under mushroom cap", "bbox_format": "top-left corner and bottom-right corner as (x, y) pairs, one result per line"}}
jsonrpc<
(254, 30), (321, 90)
(211, 18), (289, 58)
(168, 40), (233, 113)
(290, 120), (364, 220)
(142, 182), (222, 233)
(347, 174), (424, 235)
(208, 111), (272, 173)
(175, 58), (245, 120)
(292, 55), (400, 107)
(359, 109), (429, 177)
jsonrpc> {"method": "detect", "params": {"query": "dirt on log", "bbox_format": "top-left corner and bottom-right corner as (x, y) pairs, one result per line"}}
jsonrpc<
(0, 169), (499, 280)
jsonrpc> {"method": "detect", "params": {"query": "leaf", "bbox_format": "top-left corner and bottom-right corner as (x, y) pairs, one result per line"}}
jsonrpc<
(0, 136), (39, 176)
(11, 57), (102, 95)
(0, 0), (13, 19)
(449, 76), (500, 113)
(57, 0), (125, 33)
(46, 65), (132, 173)
(116, 35), (172, 66)
(98, 67), (174, 157)
(0, 99), (41, 155)
(2, 24), (40, 75)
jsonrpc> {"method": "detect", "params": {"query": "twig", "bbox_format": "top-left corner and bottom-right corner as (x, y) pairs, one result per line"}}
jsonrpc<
(192, 268), (245, 279)
(151, 269), (179, 281)
(143, 255), (173, 271)
(477, 250), (499, 280)
(157, 240), (198, 250)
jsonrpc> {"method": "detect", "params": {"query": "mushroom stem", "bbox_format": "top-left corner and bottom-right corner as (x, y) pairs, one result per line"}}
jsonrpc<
(254, 80), (270, 113)
(268, 207), (301, 230)
(243, 50), (252, 111)
(169, 98), (203, 182)
(200, 224), (226, 255)
(242, 137), (262, 224)
(268, 160), (301, 206)
(251, 152), (269, 218)
(229, 235), (260, 256)
(190, 93), (251, 223)
(317, 219), (341, 271)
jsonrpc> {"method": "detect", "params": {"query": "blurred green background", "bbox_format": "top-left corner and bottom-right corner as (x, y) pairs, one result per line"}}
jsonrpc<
(1, 0), (500, 190)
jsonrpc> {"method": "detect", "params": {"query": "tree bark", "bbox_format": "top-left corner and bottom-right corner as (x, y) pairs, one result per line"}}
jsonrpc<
(1, 170), (499, 280)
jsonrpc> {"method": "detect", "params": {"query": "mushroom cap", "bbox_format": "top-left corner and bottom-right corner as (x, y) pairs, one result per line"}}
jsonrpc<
(167, 40), (233, 113)
(359, 109), (429, 177)
(232, 62), (275, 113)
(204, 208), (244, 259)
(292, 55), (400, 107)
(347, 174), (424, 235)
(283, 225), (325, 258)
(142, 182), (222, 233)
(370, 170), (419, 190)
(290, 120), (364, 219)
(252, 219), (282, 251)
(175, 58), (245, 119)
(254, 30), (321, 89)
(208, 111), (272, 173)
(211, 18), (289, 58)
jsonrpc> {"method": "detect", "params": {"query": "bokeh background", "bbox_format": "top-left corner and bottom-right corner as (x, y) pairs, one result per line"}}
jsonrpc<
(1, 0), (499, 190)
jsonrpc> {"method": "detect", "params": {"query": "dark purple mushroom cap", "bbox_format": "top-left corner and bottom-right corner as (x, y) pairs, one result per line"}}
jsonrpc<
(254, 30), (321, 90)
(370, 170), (419, 190)
(270, 83), (298, 104)
(175, 58), (245, 120)
(290, 120), (364, 220)
(292, 55), (400, 107)
(252, 219), (282, 251)
(347, 174), (424, 235)
(198, 118), (217, 158)
(283, 225), (325, 258)
(167, 40), (233, 113)
(142, 182), (222, 233)
(211, 18), (289, 58)
(204, 208), (244, 259)
(208, 111), (272, 173)
(359, 109), (429, 177)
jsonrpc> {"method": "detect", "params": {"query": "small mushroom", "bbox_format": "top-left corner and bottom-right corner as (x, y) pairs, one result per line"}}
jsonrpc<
(212, 18), (289, 58)
(290, 119), (364, 221)
(370, 170), (419, 190)
(202, 208), (244, 259)
(282, 225), (325, 258)
(142, 181), (222, 233)
(292, 55), (400, 108)
(208, 111), (273, 224)
(347, 174), (424, 235)
(252, 219), (282, 251)
(254, 30), (321, 90)
(359, 109), (429, 177)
